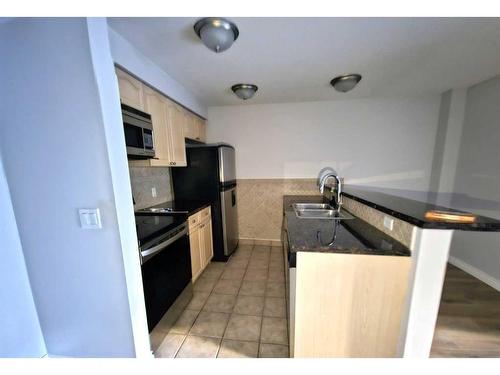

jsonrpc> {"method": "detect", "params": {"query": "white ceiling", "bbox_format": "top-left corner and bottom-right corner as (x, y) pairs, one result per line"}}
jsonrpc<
(108, 17), (500, 106)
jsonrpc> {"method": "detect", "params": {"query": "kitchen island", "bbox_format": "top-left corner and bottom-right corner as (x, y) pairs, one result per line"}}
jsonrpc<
(283, 195), (412, 358)
(283, 189), (500, 358)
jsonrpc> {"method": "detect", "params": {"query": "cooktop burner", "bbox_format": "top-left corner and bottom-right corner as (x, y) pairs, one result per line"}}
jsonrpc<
(135, 214), (186, 247)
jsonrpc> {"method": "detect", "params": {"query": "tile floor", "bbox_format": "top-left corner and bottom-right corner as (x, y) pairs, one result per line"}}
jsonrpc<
(154, 244), (289, 358)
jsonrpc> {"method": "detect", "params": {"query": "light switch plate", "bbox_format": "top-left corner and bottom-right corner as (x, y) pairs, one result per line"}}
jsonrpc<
(79, 208), (102, 229)
(383, 215), (394, 231)
(151, 187), (157, 198)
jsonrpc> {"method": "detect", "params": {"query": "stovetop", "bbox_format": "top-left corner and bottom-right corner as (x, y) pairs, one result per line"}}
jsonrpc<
(135, 214), (187, 247)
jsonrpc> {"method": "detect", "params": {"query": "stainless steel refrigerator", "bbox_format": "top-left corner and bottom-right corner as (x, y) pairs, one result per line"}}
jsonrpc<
(172, 143), (238, 261)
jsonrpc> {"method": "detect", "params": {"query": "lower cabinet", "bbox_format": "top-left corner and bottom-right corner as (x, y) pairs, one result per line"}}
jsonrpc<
(189, 228), (203, 280)
(291, 251), (411, 357)
(189, 206), (214, 282)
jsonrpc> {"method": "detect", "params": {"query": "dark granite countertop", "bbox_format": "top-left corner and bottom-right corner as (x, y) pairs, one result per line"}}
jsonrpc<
(136, 199), (211, 216)
(343, 186), (500, 231)
(284, 195), (411, 267)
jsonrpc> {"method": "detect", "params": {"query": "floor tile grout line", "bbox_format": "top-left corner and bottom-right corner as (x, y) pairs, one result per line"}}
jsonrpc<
(171, 245), (288, 358)
(216, 244), (255, 358)
(173, 333), (189, 358)
(256, 247), (271, 357)
(176, 258), (226, 357)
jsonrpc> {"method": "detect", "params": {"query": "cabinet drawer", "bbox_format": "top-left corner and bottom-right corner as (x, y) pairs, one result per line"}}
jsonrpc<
(188, 212), (201, 231)
(189, 206), (212, 232)
(200, 206), (211, 221)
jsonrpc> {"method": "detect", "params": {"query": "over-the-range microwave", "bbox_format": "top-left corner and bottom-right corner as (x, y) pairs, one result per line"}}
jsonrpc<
(121, 103), (155, 159)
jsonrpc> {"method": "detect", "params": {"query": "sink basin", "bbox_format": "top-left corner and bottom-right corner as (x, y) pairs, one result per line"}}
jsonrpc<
(292, 203), (354, 220)
(293, 203), (333, 210)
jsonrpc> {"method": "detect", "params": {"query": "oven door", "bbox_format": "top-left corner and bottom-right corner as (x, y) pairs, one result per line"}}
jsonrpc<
(140, 228), (192, 332)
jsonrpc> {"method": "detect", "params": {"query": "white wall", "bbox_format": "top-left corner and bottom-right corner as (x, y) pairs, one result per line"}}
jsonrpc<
(107, 26), (207, 118)
(428, 89), (467, 206)
(87, 18), (151, 358)
(0, 155), (46, 358)
(0, 18), (144, 357)
(208, 96), (441, 191)
(447, 76), (500, 289)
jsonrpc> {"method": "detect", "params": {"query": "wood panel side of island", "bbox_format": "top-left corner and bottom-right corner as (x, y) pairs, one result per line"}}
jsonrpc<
(293, 251), (411, 357)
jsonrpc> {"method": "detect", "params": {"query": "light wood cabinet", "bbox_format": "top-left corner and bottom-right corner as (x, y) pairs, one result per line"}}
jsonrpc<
(143, 86), (170, 164)
(189, 228), (203, 281)
(183, 111), (197, 140)
(116, 68), (144, 111)
(116, 67), (187, 167)
(201, 219), (214, 266)
(291, 251), (411, 357)
(188, 206), (213, 282)
(183, 111), (207, 143)
(166, 103), (187, 167)
(196, 116), (207, 143)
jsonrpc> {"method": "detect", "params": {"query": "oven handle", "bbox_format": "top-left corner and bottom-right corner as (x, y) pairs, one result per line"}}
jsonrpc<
(140, 227), (188, 264)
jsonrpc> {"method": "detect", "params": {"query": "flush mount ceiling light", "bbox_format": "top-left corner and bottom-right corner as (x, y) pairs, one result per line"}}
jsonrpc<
(231, 84), (258, 100)
(330, 74), (362, 93)
(194, 17), (239, 53)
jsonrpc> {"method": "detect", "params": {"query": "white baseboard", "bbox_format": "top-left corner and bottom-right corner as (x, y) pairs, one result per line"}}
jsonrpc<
(448, 256), (500, 292)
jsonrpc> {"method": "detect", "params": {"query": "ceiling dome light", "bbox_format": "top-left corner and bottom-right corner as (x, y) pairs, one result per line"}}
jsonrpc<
(330, 74), (362, 93)
(194, 17), (239, 53)
(231, 84), (258, 100)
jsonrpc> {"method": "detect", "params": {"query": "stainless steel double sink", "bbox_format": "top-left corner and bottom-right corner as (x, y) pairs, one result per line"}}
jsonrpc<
(292, 203), (354, 220)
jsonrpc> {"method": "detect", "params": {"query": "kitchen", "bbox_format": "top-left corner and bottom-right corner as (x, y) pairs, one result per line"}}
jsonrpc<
(1, 12), (500, 366)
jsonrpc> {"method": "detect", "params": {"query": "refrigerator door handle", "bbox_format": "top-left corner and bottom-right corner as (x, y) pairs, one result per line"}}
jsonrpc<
(221, 187), (239, 256)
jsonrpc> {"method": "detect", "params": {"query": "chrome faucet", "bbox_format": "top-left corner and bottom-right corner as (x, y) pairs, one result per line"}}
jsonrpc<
(319, 172), (343, 211)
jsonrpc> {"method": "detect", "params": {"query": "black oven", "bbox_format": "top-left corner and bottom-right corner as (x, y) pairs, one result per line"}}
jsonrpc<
(121, 103), (155, 159)
(138, 223), (192, 332)
(135, 213), (192, 332)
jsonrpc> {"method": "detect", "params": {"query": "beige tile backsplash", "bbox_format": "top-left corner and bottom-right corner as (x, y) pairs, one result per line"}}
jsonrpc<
(127, 170), (414, 249)
(129, 165), (173, 210)
(342, 197), (415, 248)
(236, 178), (415, 249)
(237, 179), (320, 241)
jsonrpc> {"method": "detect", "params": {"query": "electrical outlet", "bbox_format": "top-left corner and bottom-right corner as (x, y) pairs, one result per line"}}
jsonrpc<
(383, 216), (394, 231)
(151, 187), (157, 198)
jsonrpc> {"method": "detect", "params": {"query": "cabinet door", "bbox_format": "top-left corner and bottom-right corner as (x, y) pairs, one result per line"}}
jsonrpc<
(199, 220), (213, 269)
(189, 228), (203, 281)
(197, 117), (207, 143)
(183, 111), (195, 140)
(166, 102), (187, 167)
(204, 220), (214, 264)
(143, 86), (170, 164)
(115, 68), (144, 111)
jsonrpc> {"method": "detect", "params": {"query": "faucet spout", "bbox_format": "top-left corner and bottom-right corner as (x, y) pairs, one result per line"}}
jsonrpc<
(318, 172), (343, 211)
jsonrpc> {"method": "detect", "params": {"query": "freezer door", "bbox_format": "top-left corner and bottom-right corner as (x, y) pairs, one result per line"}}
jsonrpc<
(220, 186), (239, 256)
(218, 146), (236, 183)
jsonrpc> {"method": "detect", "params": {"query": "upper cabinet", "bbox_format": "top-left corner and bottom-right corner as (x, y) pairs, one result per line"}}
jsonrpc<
(116, 67), (195, 167)
(183, 110), (207, 143)
(196, 116), (207, 143)
(142, 86), (173, 166)
(165, 102), (187, 167)
(116, 68), (145, 111)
